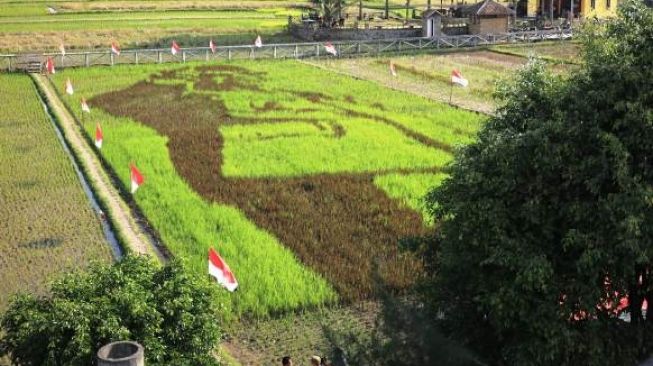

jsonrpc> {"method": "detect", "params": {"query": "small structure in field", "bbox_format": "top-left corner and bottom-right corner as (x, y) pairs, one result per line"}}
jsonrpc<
(422, 9), (444, 38)
(461, 0), (512, 34)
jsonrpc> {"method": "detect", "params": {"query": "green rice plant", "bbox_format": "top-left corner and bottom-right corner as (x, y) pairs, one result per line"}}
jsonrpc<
(0, 74), (112, 312)
(52, 59), (482, 314)
(373, 173), (449, 224)
(52, 64), (337, 318)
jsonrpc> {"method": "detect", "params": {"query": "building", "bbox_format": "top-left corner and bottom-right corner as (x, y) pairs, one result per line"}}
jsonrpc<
(520, 0), (618, 18)
(461, 0), (513, 34)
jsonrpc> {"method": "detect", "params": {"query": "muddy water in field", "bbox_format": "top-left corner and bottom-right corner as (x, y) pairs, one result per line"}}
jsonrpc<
(92, 65), (430, 300)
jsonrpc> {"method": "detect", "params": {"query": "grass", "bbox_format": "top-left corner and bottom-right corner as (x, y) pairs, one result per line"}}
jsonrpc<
(312, 46), (574, 114)
(0, 2), (300, 53)
(0, 74), (112, 312)
(51, 60), (482, 315)
(490, 41), (582, 64)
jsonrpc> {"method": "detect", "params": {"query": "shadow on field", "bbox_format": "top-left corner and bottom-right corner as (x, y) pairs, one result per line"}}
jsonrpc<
(91, 65), (432, 302)
(21, 237), (63, 249)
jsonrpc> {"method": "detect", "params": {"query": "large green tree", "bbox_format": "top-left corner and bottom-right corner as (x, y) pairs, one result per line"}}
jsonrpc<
(425, 1), (653, 365)
(0, 256), (222, 366)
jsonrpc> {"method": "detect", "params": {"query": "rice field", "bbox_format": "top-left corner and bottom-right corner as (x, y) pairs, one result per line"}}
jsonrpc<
(0, 74), (112, 311)
(51, 60), (483, 316)
(490, 41), (582, 64)
(0, 2), (302, 53)
(313, 45), (574, 113)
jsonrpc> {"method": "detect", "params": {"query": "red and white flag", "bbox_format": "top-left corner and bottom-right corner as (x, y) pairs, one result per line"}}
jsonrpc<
(254, 35), (262, 48)
(451, 69), (469, 87)
(95, 123), (103, 149)
(81, 98), (91, 113)
(171, 41), (181, 55)
(390, 61), (397, 77)
(65, 78), (74, 95)
(324, 42), (337, 56)
(59, 43), (66, 56)
(208, 247), (238, 292)
(111, 42), (121, 56)
(46, 57), (55, 74)
(209, 39), (216, 54)
(130, 163), (144, 194)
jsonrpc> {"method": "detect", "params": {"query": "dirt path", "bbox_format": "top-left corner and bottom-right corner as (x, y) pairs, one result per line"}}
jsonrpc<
(33, 74), (162, 261)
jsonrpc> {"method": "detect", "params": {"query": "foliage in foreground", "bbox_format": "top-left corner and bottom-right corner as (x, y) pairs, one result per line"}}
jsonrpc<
(0, 256), (222, 366)
(424, 1), (653, 365)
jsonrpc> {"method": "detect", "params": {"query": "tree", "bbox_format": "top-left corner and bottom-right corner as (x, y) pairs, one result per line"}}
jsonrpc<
(0, 256), (222, 366)
(424, 1), (653, 365)
(315, 0), (346, 27)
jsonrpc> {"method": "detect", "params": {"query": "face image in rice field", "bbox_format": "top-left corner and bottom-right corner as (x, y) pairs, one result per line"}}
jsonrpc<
(91, 63), (479, 301)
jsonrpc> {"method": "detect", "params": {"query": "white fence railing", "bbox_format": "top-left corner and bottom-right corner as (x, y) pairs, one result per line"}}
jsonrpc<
(0, 29), (573, 72)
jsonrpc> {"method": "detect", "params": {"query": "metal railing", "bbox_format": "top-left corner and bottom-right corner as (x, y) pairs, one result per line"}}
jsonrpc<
(0, 29), (573, 72)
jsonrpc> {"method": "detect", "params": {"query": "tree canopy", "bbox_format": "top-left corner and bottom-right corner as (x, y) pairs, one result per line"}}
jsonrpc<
(0, 256), (222, 366)
(425, 1), (653, 365)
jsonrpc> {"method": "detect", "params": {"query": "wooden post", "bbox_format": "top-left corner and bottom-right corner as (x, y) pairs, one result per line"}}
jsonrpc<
(205, 49), (209, 62)
(357, 42), (361, 53)
(294, 44), (298, 58)
(182, 51), (186, 63)
(228, 48), (232, 60)
(157, 51), (162, 64)
(316, 44), (320, 57)
(85, 53), (89, 67)
(110, 52), (114, 66)
(8, 56), (12, 72)
(274, 46), (278, 59)
(135, 51), (139, 64)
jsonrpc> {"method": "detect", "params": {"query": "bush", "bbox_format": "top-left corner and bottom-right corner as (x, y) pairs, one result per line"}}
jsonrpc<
(0, 255), (222, 366)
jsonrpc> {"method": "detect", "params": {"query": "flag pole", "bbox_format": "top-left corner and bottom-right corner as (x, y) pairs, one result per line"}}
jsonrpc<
(449, 81), (453, 105)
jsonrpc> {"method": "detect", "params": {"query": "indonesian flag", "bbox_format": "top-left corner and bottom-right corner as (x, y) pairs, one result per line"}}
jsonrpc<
(390, 61), (397, 77)
(254, 35), (262, 48)
(65, 78), (74, 95)
(324, 42), (337, 56)
(111, 42), (121, 56)
(95, 123), (103, 149)
(130, 163), (144, 194)
(81, 97), (90, 113)
(59, 43), (66, 56)
(171, 40), (180, 55)
(209, 39), (216, 54)
(451, 69), (469, 87)
(46, 57), (55, 74)
(208, 247), (238, 292)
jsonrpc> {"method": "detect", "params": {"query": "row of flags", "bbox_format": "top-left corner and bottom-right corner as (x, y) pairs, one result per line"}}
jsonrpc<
(51, 36), (342, 60)
(60, 77), (238, 291)
(388, 60), (469, 87)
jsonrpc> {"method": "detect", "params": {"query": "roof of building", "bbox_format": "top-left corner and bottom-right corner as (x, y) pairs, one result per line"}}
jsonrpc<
(461, 0), (513, 16)
(422, 9), (445, 18)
